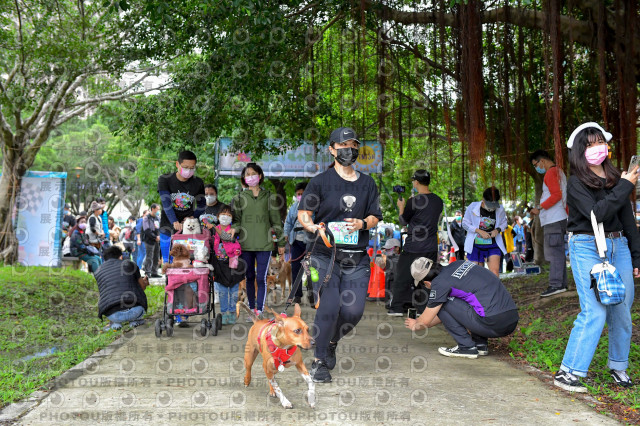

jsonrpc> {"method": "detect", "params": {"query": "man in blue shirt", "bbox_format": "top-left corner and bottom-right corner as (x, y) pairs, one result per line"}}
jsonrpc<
(135, 209), (148, 268)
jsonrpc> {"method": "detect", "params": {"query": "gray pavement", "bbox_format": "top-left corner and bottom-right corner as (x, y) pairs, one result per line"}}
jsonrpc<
(5, 300), (618, 425)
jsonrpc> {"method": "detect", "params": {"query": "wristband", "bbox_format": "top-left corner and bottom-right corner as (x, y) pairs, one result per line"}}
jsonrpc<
(361, 219), (367, 230)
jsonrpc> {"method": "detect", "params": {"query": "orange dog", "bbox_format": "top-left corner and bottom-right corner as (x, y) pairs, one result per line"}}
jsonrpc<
(268, 257), (293, 298)
(240, 303), (316, 409)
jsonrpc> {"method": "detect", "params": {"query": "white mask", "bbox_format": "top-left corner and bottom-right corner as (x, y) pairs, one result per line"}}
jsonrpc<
(205, 195), (217, 205)
(219, 215), (232, 226)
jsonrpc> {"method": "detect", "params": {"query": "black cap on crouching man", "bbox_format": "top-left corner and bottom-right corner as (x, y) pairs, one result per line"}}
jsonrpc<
(329, 127), (360, 146)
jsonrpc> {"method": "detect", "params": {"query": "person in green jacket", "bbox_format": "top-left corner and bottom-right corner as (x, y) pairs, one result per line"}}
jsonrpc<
(230, 163), (285, 316)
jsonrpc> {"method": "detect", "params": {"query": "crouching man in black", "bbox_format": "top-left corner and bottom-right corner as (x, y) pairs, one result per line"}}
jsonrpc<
(97, 246), (149, 331)
(404, 258), (519, 359)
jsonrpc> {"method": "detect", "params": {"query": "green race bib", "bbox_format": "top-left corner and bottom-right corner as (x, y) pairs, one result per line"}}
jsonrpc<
(327, 221), (359, 245)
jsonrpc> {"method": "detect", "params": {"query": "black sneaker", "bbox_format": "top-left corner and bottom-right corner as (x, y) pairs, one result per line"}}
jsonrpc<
(293, 296), (302, 304)
(326, 342), (337, 370)
(540, 286), (567, 297)
(476, 344), (489, 356)
(611, 370), (634, 388)
(554, 370), (587, 393)
(438, 345), (479, 359)
(310, 360), (332, 383)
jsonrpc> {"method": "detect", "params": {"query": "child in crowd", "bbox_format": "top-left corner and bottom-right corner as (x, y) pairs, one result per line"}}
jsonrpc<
(212, 206), (243, 324)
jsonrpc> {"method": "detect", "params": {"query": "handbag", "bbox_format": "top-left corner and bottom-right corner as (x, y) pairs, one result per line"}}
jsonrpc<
(589, 211), (625, 305)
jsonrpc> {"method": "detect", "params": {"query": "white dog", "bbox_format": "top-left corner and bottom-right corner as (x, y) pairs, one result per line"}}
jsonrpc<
(193, 245), (214, 271)
(183, 217), (202, 235)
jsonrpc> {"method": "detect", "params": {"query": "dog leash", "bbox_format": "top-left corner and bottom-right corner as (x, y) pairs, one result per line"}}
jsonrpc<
(284, 223), (335, 313)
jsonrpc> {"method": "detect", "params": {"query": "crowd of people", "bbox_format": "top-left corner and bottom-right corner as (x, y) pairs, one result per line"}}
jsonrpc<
(66, 122), (637, 391)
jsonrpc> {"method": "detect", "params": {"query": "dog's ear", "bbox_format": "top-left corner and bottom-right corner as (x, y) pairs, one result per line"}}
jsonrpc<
(293, 303), (301, 317)
(264, 305), (284, 325)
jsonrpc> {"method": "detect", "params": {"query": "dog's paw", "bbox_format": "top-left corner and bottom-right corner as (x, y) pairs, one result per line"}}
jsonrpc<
(307, 391), (316, 408)
(269, 392), (276, 398)
(282, 401), (293, 409)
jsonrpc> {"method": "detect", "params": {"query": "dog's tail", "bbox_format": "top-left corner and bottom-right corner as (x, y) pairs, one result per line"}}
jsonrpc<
(236, 301), (258, 322)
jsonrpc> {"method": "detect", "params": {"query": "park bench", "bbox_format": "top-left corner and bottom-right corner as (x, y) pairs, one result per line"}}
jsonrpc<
(61, 256), (86, 271)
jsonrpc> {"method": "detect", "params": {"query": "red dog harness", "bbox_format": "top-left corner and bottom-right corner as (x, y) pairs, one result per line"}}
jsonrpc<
(257, 315), (297, 371)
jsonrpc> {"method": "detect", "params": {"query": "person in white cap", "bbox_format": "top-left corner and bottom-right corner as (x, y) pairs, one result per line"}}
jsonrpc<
(553, 123), (639, 393)
(404, 258), (519, 359)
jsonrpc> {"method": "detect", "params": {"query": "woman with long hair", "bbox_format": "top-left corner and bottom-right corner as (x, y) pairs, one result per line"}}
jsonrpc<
(554, 123), (639, 392)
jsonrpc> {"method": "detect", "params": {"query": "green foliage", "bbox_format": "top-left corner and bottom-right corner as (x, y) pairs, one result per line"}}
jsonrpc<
(0, 267), (163, 407)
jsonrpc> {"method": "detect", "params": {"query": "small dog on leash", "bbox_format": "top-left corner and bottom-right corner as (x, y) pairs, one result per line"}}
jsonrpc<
(268, 257), (293, 298)
(239, 302), (316, 409)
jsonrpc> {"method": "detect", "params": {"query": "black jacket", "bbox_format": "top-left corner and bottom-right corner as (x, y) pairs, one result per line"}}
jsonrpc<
(566, 175), (640, 268)
(450, 220), (466, 247)
(96, 259), (148, 319)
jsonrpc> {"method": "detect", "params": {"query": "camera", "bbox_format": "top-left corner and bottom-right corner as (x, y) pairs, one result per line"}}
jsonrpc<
(407, 308), (417, 319)
(392, 185), (405, 194)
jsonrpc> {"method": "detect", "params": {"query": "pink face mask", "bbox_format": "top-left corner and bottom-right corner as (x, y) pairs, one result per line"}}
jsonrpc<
(296, 195), (302, 202)
(78, 223), (87, 230)
(245, 175), (260, 187)
(585, 144), (608, 165)
(180, 167), (195, 179)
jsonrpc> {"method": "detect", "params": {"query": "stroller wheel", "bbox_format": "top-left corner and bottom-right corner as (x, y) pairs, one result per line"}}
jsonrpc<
(215, 314), (223, 331)
(154, 319), (163, 338)
(210, 323), (218, 336)
(199, 319), (208, 337)
(166, 318), (174, 337)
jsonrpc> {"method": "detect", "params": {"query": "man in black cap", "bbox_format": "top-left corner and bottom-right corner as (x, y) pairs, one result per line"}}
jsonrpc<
(298, 126), (383, 383)
(388, 169), (443, 316)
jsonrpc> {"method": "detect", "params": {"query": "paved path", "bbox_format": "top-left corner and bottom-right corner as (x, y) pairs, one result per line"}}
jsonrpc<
(5, 301), (617, 425)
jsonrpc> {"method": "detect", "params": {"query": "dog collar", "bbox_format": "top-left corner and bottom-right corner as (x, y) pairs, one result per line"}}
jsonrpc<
(257, 316), (297, 371)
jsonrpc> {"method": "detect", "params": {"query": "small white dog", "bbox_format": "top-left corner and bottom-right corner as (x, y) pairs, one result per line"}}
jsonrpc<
(183, 217), (202, 235)
(193, 245), (214, 271)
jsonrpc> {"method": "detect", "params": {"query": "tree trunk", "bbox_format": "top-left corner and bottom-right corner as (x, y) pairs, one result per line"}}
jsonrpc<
(269, 178), (288, 223)
(0, 155), (23, 264)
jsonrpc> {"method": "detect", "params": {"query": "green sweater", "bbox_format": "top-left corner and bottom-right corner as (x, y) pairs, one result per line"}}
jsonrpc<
(231, 188), (285, 252)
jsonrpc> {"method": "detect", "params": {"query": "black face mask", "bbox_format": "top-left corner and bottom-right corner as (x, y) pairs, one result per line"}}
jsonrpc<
(334, 147), (359, 167)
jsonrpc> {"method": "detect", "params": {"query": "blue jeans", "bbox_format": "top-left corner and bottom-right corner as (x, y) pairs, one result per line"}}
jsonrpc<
(240, 251), (271, 312)
(107, 306), (146, 326)
(136, 242), (146, 268)
(215, 282), (239, 314)
(561, 234), (635, 377)
(160, 232), (172, 263)
(79, 254), (102, 273)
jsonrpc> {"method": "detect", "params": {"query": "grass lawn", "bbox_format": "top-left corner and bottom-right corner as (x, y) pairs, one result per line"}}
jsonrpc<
(0, 266), (164, 409)
(497, 268), (640, 423)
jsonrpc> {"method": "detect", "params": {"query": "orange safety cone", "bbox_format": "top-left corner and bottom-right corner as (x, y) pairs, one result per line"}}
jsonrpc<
(449, 247), (457, 264)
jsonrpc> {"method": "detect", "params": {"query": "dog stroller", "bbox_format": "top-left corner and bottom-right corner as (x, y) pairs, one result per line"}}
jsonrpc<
(154, 229), (223, 337)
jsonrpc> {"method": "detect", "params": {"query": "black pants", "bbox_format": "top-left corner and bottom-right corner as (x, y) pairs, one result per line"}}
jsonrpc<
(289, 240), (307, 298)
(390, 250), (437, 312)
(143, 241), (159, 275)
(438, 298), (519, 348)
(310, 253), (370, 360)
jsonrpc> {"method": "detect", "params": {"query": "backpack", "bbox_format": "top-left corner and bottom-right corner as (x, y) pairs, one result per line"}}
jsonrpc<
(123, 226), (133, 241)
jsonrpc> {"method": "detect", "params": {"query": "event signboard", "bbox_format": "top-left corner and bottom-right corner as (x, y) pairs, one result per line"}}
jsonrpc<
(217, 138), (382, 177)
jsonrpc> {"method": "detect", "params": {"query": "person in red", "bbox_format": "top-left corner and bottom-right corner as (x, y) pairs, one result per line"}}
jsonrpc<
(530, 150), (568, 297)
